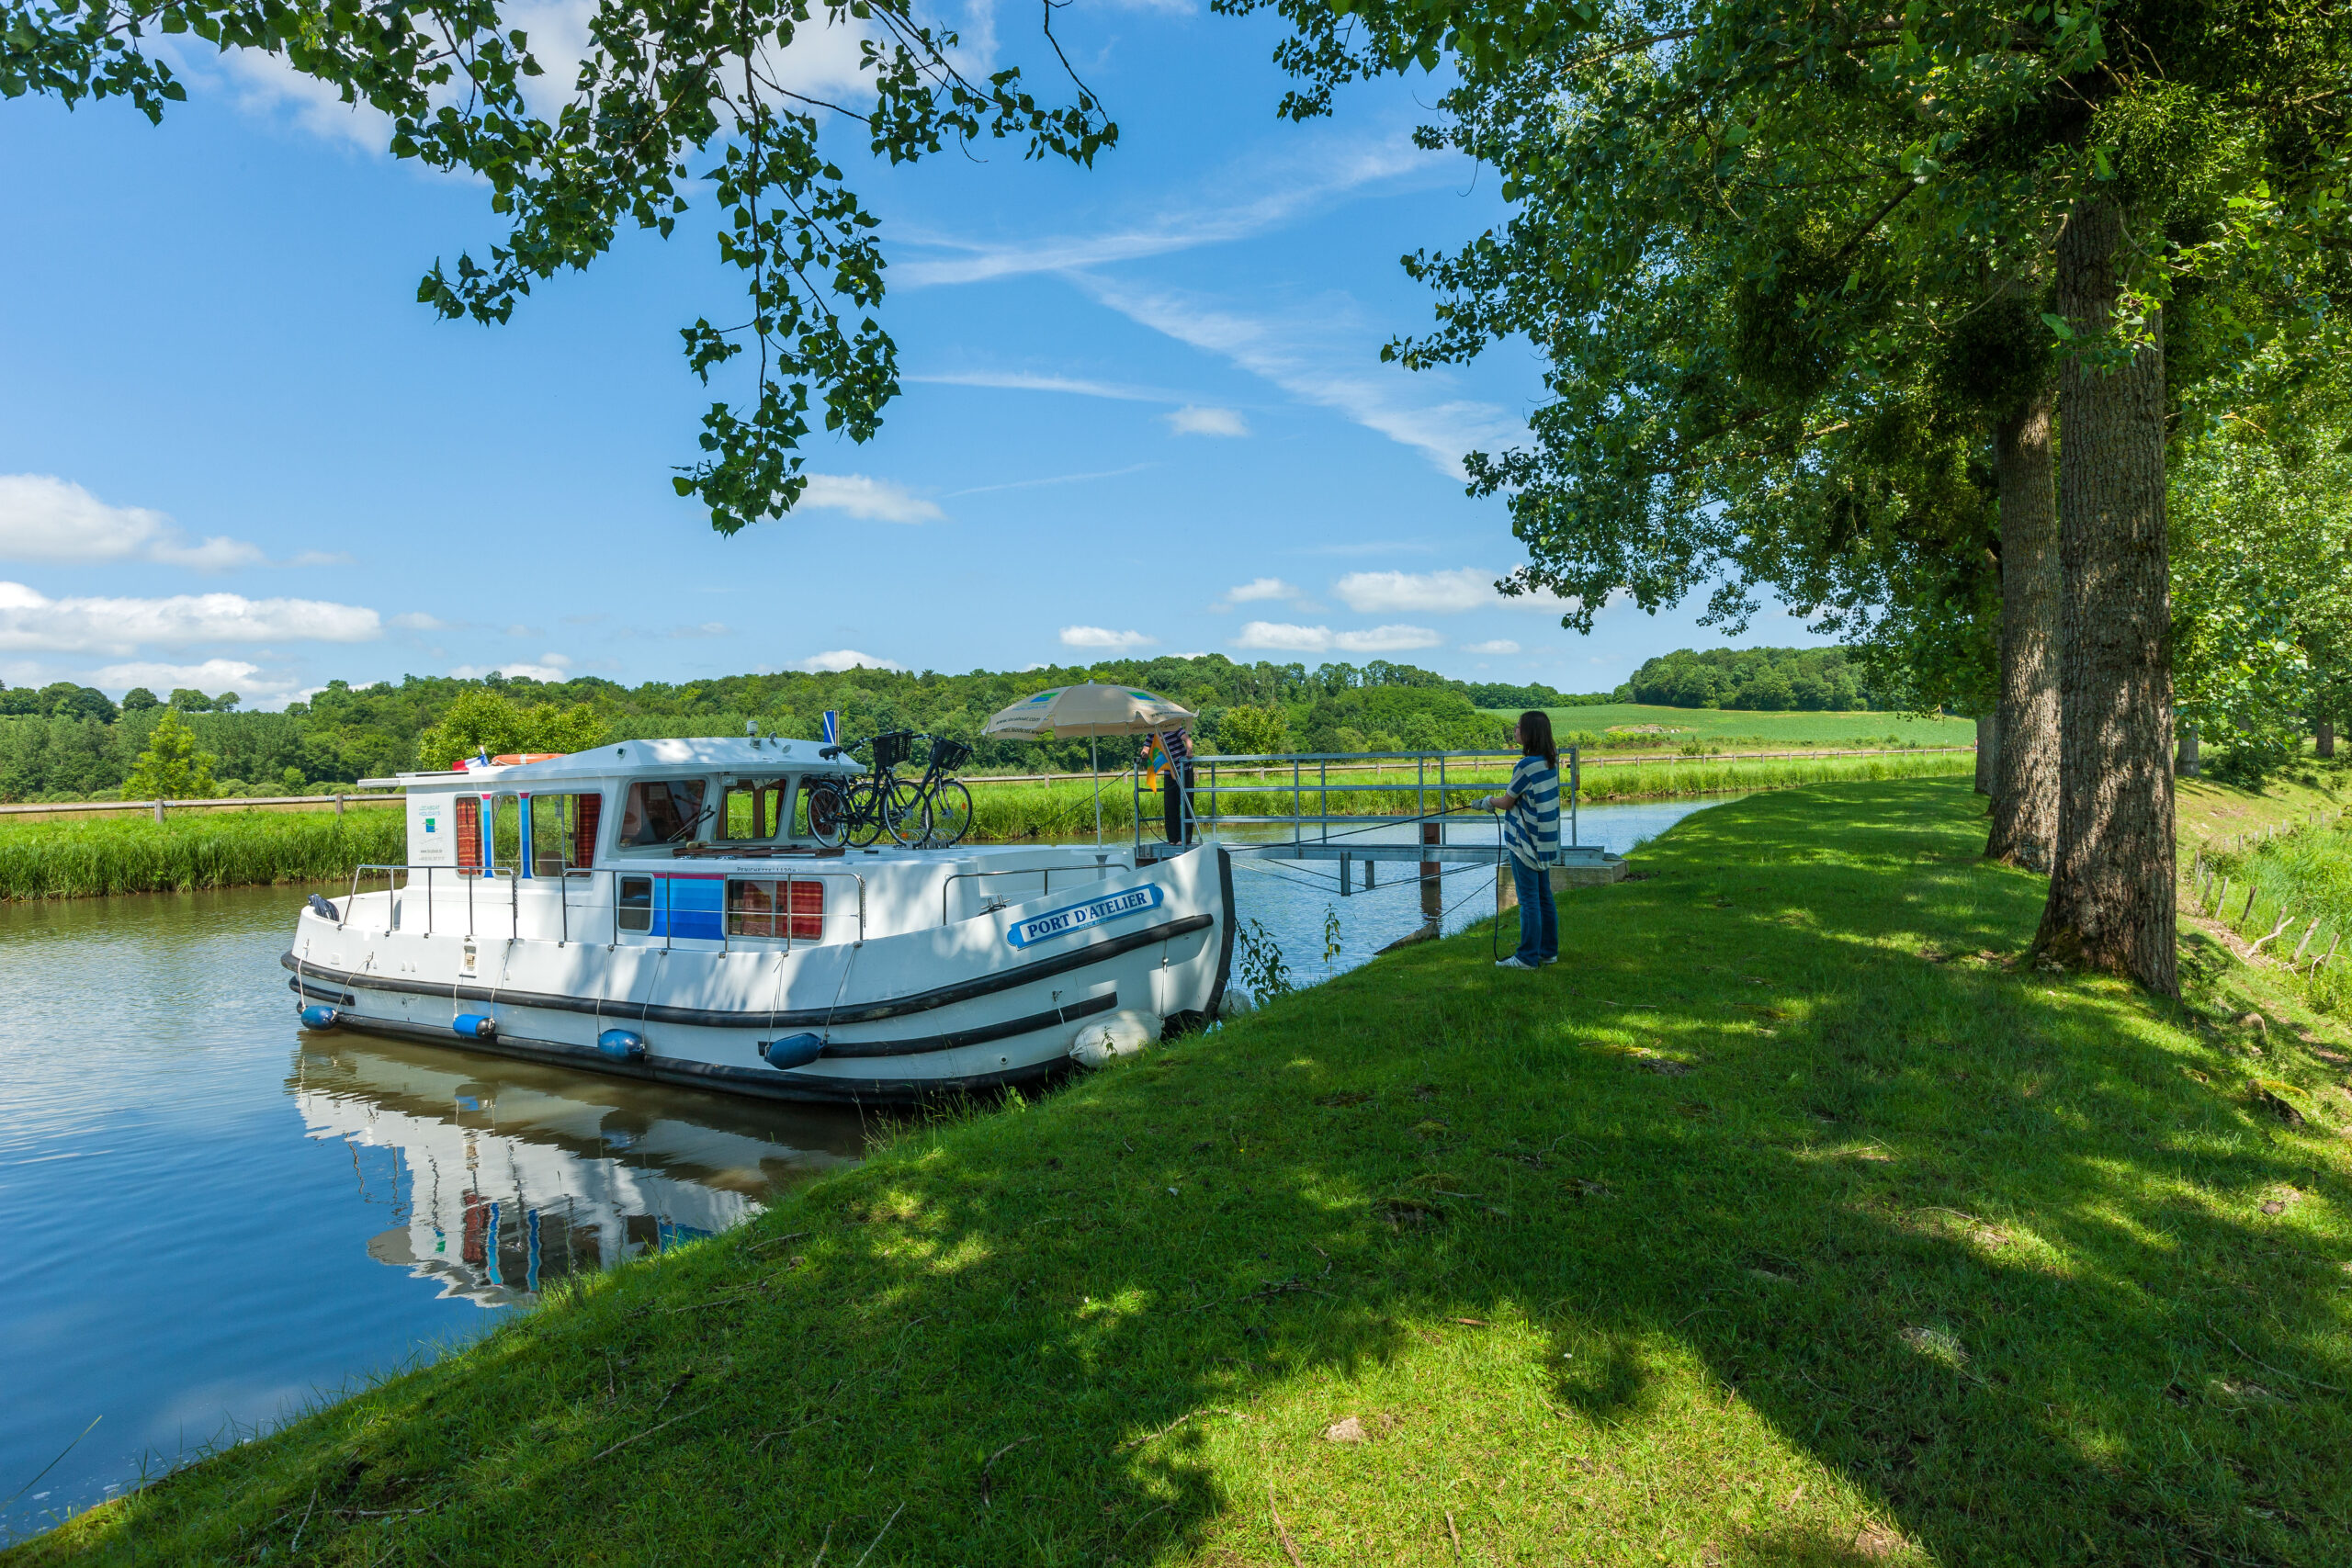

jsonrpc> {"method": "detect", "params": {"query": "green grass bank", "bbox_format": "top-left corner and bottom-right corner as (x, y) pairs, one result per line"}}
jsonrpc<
(1495, 702), (1979, 750)
(0, 809), (406, 899)
(0, 752), (1970, 899)
(16, 777), (2350, 1566)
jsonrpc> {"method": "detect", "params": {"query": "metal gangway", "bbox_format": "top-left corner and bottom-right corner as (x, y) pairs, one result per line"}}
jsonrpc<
(1132, 747), (1623, 917)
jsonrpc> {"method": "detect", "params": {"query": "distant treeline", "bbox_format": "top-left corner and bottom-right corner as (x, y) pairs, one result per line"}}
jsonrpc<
(1623, 648), (1883, 712)
(0, 658), (1629, 803)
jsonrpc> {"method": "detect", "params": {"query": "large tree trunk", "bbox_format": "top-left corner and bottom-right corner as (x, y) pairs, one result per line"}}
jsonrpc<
(2033, 196), (2177, 994)
(1974, 712), (1997, 794)
(2318, 718), (2335, 760)
(1986, 384), (2060, 867)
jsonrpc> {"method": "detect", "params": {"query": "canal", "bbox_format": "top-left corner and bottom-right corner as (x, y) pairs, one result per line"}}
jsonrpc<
(0, 795), (1723, 1540)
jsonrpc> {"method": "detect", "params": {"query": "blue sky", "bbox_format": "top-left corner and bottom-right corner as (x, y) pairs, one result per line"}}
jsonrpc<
(0, 1), (1813, 708)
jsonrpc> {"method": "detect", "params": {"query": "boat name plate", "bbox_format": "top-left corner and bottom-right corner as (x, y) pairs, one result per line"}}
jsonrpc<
(1006, 885), (1164, 950)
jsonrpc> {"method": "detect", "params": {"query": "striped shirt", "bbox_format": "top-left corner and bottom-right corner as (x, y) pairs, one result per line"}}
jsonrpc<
(1502, 754), (1561, 868)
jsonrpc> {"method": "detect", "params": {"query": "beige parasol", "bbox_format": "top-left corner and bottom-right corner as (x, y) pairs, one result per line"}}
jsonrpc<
(982, 683), (1197, 842)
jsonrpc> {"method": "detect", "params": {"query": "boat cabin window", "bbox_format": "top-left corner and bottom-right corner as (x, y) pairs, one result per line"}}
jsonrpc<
(527, 793), (602, 875)
(616, 780), (708, 847)
(718, 779), (791, 842)
(726, 877), (824, 940)
(617, 875), (653, 932)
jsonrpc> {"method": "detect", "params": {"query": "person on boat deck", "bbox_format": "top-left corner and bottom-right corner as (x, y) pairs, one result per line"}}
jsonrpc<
(1477, 710), (1561, 970)
(1140, 726), (1196, 844)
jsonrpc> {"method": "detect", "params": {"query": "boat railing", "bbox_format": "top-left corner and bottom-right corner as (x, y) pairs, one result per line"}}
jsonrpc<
(1159, 747), (1580, 850)
(338, 863), (876, 949)
(938, 860), (1113, 926)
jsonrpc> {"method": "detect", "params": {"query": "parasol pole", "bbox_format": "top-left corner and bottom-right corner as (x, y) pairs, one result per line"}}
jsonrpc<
(1091, 733), (1103, 846)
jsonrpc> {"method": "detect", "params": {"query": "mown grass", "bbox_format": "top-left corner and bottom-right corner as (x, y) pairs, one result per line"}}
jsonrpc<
(973, 750), (1973, 839)
(15, 777), (2350, 1566)
(1497, 703), (1979, 750)
(0, 809), (407, 899)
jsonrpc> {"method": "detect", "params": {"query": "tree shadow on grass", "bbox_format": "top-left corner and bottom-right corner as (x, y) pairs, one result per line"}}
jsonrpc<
(17, 781), (2349, 1567)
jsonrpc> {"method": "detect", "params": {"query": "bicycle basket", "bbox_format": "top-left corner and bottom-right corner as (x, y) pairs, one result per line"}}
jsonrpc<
(932, 738), (972, 772)
(872, 730), (914, 770)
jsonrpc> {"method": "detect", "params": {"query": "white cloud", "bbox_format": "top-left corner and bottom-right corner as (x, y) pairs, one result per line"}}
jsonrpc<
(1462, 638), (1521, 655)
(669, 622), (731, 639)
(1335, 567), (1584, 616)
(1165, 405), (1250, 437)
(896, 133), (1442, 287)
(1224, 577), (1302, 604)
(1232, 620), (1442, 655)
(1335, 624), (1442, 653)
(0, 581), (380, 654)
(389, 612), (449, 631)
(93, 659), (267, 694)
(1080, 282), (1519, 479)
(799, 649), (908, 672)
(449, 653), (573, 682)
(797, 474), (944, 524)
(1233, 621), (1335, 653)
(0, 474), (267, 571)
(1334, 568), (1497, 615)
(1059, 626), (1157, 651)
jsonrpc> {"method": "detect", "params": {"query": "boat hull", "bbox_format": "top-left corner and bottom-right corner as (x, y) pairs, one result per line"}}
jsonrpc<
(283, 847), (1234, 1104)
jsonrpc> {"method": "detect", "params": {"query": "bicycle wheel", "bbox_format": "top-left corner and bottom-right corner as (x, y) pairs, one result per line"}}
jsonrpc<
(843, 779), (887, 847)
(884, 779), (931, 846)
(926, 780), (974, 847)
(805, 780), (850, 847)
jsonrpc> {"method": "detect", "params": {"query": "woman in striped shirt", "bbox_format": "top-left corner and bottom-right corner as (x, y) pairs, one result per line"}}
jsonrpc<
(1478, 710), (1562, 970)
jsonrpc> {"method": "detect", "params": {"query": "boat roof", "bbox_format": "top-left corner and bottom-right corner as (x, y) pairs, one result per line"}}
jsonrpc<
(379, 737), (858, 790)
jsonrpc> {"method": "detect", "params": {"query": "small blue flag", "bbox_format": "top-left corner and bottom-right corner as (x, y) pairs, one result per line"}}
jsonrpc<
(821, 710), (839, 744)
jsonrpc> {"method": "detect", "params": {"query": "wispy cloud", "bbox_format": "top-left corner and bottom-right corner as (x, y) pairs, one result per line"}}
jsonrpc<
(1166, 405), (1249, 437)
(1059, 626), (1157, 651)
(1291, 539), (1439, 558)
(907, 370), (1173, 402)
(894, 133), (1443, 288)
(1462, 638), (1521, 655)
(93, 658), (272, 694)
(797, 473), (944, 524)
(1079, 282), (1519, 479)
(1232, 621), (1442, 655)
(1336, 566), (1583, 616)
(944, 464), (1154, 500)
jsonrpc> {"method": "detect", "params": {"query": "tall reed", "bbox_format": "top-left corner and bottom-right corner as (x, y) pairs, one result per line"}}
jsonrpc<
(0, 808), (406, 899)
(2190, 814), (2352, 1006)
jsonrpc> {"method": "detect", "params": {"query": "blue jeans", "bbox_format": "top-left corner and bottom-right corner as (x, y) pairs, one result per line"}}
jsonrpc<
(1511, 857), (1557, 964)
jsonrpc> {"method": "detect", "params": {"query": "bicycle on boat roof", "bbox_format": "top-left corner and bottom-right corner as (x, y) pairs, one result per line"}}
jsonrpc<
(808, 729), (975, 849)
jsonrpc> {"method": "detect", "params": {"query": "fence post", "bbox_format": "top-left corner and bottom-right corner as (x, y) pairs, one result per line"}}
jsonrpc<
(335, 792), (345, 820)
(1420, 821), (1442, 930)
(153, 798), (165, 824)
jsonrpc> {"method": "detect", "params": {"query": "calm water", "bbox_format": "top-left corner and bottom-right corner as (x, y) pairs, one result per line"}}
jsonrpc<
(0, 794), (1721, 1540)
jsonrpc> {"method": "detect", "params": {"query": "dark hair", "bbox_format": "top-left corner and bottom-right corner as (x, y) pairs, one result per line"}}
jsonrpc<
(1518, 710), (1558, 769)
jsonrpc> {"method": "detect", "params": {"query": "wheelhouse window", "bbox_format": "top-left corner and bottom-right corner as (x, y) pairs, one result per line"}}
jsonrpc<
(719, 779), (790, 842)
(616, 780), (707, 847)
(528, 793), (604, 875)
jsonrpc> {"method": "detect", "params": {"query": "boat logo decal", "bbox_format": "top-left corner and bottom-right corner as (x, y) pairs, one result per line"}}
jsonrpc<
(1006, 885), (1164, 949)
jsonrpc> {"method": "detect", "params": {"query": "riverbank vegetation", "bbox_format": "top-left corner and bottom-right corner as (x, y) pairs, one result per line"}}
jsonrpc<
(0, 810), (406, 901)
(13, 778), (2346, 1565)
(0, 649), (1913, 805)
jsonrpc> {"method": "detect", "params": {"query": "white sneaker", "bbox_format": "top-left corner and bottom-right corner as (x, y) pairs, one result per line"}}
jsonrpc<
(1496, 955), (1537, 970)
(1539, 956), (1559, 966)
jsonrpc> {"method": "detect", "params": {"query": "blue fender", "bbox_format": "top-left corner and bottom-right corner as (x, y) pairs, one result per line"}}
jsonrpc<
(300, 1005), (341, 1031)
(597, 1029), (648, 1063)
(759, 1032), (825, 1070)
(453, 1013), (497, 1041)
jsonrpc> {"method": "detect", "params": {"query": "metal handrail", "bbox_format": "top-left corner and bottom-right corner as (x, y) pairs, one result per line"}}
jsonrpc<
(938, 860), (1114, 925)
(714, 867), (868, 953)
(338, 862), (869, 949)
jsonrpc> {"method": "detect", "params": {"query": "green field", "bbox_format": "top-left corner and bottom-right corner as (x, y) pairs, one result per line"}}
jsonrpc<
(1487, 702), (1979, 749)
(20, 775), (2351, 1566)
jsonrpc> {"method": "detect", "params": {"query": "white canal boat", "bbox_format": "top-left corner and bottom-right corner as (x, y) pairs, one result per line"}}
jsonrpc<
(283, 737), (1234, 1102)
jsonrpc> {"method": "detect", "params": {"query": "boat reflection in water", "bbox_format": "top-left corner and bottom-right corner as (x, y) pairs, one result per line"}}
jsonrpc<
(288, 1036), (868, 1308)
